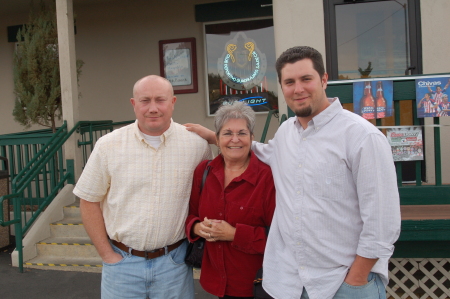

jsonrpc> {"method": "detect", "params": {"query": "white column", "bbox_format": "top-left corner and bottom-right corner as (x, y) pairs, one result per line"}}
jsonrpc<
(272, 0), (327, 119)
(56, 0), (82, 180)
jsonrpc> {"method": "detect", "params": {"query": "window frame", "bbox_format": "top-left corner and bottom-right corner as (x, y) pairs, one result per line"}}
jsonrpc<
(323, 0), (422, 80)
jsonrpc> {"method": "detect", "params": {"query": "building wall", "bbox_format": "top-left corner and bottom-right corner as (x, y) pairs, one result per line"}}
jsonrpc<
(0, 0), (279, 142)
(420, 0), (450, 183)
(0, 0), (449, 182)
(0, 11), (35, 134)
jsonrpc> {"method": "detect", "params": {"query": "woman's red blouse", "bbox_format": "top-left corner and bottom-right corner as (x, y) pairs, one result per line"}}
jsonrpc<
(185, 152), (276, 297)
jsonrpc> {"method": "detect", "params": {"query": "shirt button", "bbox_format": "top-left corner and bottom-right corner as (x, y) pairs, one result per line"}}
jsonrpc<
(300, 266), (304, 270)
(298, 164), (302, 168)
(218, 245), (221, 248)
(219, 213), (222, 216)
(315, 127), (320, 131)
(240, 206), (243, 210)
(302, 138), (306, 141)
(297, 191), (301, 195)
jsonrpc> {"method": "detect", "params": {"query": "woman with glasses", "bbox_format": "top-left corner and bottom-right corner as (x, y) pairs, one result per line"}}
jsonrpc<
(185, 101), (276, 299)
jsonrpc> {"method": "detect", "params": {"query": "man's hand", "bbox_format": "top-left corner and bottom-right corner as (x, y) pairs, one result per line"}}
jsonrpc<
(344, 255), (378, 286)
(80, 199), (122, 264)
(184, 123), (217, 145)
(102, 251), (123, 264)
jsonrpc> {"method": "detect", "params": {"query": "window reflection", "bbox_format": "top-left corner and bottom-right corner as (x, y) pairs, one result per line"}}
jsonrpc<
(336, 0), (410, 79)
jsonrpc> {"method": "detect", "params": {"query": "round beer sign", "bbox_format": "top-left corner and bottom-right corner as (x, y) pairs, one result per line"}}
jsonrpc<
(217, 32), (267, 91)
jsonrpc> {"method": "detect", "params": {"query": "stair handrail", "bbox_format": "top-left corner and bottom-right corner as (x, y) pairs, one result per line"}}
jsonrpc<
(0, 120), (112, 272)
(11, 123), (69, 191)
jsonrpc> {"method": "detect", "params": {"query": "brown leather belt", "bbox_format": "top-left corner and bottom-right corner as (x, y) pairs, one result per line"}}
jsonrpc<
(111, 239), (184, 260)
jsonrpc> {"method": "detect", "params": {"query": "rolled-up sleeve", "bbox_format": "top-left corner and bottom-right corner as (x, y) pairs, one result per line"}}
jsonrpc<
(353, 133), (401, 259)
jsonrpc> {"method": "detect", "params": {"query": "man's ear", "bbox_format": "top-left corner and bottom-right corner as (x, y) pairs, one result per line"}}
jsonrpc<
(130, 98), (136, 107)
(321, 73), (329, 90)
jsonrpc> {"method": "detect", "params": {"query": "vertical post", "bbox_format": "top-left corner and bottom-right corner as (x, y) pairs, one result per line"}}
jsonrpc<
(13, 198), (23, 273)
(272, 0), (327, 119)
(434, 117), (442, 186)
(56, 0), (82, 181)
(394, 100), (402, 187)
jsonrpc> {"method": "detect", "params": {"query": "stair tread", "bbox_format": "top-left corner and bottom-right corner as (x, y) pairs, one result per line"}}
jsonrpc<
(52, 217), (83, 225)
(39, 237), (93, 245)
(66, 199), (80, 207)
(25, 256), (103, 266)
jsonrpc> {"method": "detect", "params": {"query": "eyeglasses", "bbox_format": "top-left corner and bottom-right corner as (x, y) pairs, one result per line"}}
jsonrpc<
(220, 131), (250, 138)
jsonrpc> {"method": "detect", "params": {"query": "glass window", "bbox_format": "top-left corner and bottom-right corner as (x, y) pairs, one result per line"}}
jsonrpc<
(324, 0), (422, 80)
(204, 19), (278, 115)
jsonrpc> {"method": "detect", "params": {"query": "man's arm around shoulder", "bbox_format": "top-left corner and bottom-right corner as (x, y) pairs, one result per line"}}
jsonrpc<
(80, 199), (122, 263)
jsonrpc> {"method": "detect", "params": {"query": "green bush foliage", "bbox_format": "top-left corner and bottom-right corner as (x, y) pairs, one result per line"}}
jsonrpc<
(13, 1), (83, 132)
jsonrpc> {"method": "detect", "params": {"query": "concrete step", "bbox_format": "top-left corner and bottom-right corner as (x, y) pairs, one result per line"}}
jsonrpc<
(50, 219), (89, 238)
(24, 256), (102, 273)
(62, 204), (81, 218)
(36, 237), (100, 259)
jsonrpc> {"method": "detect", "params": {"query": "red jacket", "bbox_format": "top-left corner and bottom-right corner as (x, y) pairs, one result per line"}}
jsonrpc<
(185, 152), (276, 297)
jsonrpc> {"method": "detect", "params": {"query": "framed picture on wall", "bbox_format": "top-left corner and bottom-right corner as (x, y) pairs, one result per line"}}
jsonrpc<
(159, 37), (198, 94)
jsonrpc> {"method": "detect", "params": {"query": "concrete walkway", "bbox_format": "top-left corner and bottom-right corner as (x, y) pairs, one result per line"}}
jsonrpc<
(0, 246), (215, 299)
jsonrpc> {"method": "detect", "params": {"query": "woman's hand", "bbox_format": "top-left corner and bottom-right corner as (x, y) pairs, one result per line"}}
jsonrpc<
(197, 217), (236, 242)
(183, 124), (217, 145)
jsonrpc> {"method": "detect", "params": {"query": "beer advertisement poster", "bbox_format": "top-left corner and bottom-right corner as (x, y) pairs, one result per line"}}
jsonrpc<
(387, 127), (423, 162)
(353, 80), (393, 119)
(415, 76), (450, 118)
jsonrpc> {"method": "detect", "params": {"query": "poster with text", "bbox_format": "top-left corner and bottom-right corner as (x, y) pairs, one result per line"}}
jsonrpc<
(416, 76), (450, 118)
(353, 80), (393, 119)
(387, 127), (423, 162)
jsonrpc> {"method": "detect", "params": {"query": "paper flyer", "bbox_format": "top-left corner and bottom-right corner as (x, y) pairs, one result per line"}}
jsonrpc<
(387, 127), (423, 162)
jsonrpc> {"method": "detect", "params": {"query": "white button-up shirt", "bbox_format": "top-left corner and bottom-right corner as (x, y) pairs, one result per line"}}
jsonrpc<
(253, 98), (400, 299)
(73, 120), (212, 251)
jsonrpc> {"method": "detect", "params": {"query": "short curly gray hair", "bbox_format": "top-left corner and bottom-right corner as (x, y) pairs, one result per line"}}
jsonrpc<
(214, 101), (255, 137)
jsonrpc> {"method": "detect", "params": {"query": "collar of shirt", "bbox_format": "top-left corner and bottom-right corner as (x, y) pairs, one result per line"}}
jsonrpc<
(293, 97), (342, 132)
(209, 151), (259, 188)
(133, 119), (175, 146)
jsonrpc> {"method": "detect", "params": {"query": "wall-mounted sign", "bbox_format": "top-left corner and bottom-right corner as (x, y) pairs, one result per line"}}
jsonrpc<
(209, 93), (270, 115)
(217, 32), (267, 91)
(205, 19), (277, 115)
(415, 76), (450, 118)
(159, 37), (198, 94)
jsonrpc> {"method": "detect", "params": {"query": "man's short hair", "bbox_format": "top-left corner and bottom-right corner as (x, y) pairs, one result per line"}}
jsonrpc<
(275, 46), (325, 84)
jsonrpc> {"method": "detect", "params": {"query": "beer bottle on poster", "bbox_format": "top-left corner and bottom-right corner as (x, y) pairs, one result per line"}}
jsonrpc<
(360, 81), (375, 119)
(376, 81), (387, 118)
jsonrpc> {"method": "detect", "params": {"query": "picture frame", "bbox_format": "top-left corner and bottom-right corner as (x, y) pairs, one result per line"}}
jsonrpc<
(159, 37), (198, 94)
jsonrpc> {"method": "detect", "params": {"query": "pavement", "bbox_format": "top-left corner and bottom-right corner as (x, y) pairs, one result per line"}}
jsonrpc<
(0, 245), (215, 299)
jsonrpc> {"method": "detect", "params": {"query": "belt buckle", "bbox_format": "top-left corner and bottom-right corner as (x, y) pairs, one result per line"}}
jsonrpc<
(145, 248), (162, 259)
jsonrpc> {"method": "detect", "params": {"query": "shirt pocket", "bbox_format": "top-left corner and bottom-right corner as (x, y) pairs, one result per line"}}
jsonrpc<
(226, 201), (259, 227)
(313, 161), (346, 200)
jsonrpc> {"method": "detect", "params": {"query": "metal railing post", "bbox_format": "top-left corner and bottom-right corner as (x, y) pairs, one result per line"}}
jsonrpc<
(434, 117), (442, 186)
